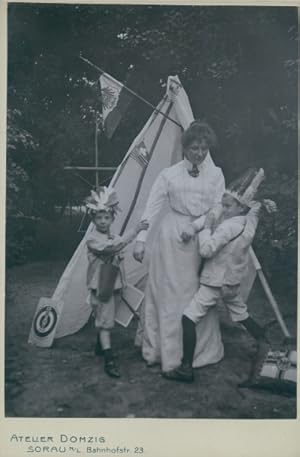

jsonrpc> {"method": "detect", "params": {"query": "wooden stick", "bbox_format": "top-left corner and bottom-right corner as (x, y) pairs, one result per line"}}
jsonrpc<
(64, 166), (118, 171)
(79, 55), (183, 129)
(95, 118), (99, 188)
(120, 294), (140, 321)
(70, 171), (94, 188)
(250, 248), (291, 338)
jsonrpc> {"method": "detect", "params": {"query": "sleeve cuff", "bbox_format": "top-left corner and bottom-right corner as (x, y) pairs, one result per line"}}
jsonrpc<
(192, 215), (206, 231)
(198, 228), (212, 245)
(201, 228), (212, 238)
(136, 230), (148, 243)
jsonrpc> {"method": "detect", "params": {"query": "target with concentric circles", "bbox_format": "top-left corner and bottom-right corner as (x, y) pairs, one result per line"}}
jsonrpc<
(33, 306), (58, 337)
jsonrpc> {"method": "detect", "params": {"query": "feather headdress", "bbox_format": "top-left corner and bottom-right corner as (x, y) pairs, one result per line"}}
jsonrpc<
(225, 168), (265, 208)
(225, 168), (277, 213)
(85, 187), (121, 214)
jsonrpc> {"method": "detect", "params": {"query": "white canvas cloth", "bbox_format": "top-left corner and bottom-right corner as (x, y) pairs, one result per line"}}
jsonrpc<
(52, 76), (191, 338)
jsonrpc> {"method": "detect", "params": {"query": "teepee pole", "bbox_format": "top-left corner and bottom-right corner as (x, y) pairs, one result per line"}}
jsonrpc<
(95, 116), (99, 188)
(250, 248), (291, 338)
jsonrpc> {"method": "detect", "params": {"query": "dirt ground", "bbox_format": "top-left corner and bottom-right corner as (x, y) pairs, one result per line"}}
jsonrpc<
(5, 260), (297, 419)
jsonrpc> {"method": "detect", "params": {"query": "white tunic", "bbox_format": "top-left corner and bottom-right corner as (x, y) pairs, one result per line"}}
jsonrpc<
(137, 154), (225, 242)
(199, 206), (260, 287)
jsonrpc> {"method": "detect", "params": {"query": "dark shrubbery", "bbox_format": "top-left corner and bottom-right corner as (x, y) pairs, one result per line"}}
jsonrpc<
(254, 171), (297, 302)
(6, 6), (297, 303)
(6, 217), (37, 267)
(6, 214), (85, 266)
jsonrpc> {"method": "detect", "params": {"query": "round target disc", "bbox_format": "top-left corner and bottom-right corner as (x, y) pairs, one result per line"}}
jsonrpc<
(33, 305), (58, 337)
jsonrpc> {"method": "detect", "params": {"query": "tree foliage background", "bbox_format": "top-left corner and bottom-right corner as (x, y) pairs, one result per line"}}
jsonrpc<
(7, 5), (298, 301)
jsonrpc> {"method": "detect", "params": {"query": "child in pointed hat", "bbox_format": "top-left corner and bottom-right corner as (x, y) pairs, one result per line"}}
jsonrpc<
(163, 168), (277, 383)
(85, 186), (148, 378)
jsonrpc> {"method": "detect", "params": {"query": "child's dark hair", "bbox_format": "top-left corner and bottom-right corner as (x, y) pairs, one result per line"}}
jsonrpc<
(234, 198), (250, 215)
(90, 209), (115, 219)
(224, 192), (250, 215)
(240, 205), (250, 215)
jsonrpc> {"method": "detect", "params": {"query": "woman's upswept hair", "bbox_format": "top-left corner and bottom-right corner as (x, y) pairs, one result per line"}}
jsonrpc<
(182, 120), (218, 150)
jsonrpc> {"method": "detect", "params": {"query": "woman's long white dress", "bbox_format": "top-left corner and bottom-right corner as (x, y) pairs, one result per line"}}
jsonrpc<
(136, 154), (225, 372)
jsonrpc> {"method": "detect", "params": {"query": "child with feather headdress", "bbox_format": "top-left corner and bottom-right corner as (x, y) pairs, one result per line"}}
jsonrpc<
(164, 168), (277, 384)
(85, 186), (148, 378)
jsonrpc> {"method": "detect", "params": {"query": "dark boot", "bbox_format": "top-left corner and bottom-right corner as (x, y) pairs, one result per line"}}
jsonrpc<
(103, 349), (120, 378)
(240, 316), (266, 341)
(163, 362), (194, 383)
(95, 334), (103, 356)
(95, 335), (116, 359)
(181, 315), (197, 366)
(146, 361), (160, 368)
(238, 317), (270, 388)
(163, 316), (196, 383)
(238, 339), (270, 388)
(241, 316), (270, 364)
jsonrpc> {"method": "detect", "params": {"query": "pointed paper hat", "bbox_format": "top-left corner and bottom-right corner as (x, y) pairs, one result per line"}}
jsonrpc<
(225, 168), (265, 208)
(85, 186), (121, 213)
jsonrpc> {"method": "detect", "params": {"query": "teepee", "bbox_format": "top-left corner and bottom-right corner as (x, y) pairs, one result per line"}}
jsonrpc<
(28, 76), (196, 346)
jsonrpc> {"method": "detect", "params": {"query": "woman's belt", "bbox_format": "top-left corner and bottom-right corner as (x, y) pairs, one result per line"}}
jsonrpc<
(170, 206), (209, 220)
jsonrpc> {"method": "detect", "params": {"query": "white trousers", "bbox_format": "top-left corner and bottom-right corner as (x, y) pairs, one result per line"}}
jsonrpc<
(184, 284), (249, 324)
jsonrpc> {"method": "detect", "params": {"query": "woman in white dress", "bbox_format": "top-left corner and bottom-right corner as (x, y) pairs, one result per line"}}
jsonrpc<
(133, 121), (225, 373)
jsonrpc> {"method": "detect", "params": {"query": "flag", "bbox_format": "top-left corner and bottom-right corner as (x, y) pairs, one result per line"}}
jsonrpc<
(129, 141), (150, 169)
(99, 72), (133, 138)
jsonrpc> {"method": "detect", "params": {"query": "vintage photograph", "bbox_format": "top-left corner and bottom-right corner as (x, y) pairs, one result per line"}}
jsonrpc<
(5, 3), (297, 420)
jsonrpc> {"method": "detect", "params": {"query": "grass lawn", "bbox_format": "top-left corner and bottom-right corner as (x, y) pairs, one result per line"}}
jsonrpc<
(5, 260), (297, 418)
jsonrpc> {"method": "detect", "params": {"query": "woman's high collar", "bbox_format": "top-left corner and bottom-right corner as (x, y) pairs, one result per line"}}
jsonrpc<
(183, 152), (212, 172)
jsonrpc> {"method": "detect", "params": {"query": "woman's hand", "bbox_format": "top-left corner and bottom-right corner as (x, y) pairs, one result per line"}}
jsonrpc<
(118, 250), (125, 261)
(261, 199), (277, 214)
(180, 223), (196, 243)
(251, 201), (262, 213)
(135, 219), (149, 235)
(204, 212), (216, 230)
(133, 241), (146, 263)
(221, 284), (240, 300)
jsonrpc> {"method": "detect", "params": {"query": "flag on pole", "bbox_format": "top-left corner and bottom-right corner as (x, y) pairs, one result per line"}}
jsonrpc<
(129, 141), (150, 169)
(99, 72), (133, 138)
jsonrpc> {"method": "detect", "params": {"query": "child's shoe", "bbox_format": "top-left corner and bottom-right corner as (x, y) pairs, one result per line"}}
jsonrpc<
(104, 360), (121, 378)
(146, 360), (160, 368)
(238, 338), (270, 388)
(103, 349), (120, 378)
